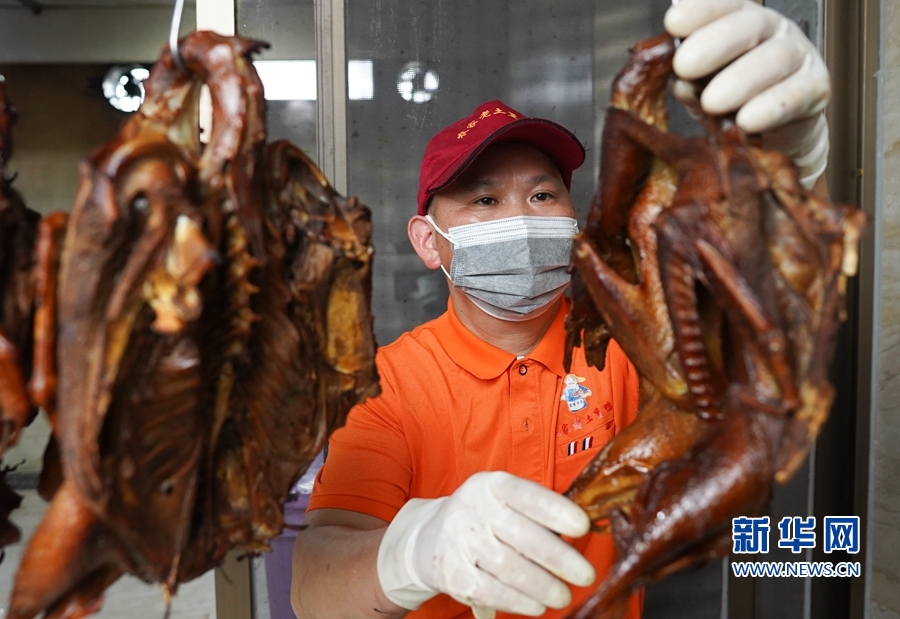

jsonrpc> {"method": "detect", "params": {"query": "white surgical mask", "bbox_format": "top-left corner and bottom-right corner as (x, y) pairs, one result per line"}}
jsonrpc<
(426, 214), (578, 321)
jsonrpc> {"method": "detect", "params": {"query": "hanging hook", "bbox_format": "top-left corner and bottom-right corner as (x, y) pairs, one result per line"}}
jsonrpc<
(169, 0), (187, 73)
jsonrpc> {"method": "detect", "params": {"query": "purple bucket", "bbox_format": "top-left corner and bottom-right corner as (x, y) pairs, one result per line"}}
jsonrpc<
(266, 452), (323, 619)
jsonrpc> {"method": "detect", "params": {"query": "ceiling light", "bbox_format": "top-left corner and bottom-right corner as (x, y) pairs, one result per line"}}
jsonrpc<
(102, 64), (150, 113)
(397, 62), (439, 104)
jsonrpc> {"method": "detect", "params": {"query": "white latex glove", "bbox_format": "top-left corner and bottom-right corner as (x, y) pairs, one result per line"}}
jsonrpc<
(376, 471), (596, 616)
(665, 0), (831, 188)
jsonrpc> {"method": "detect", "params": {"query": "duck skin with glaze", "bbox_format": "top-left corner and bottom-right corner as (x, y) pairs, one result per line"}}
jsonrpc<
(8, 31), (378, 619)
(564, 33), (865, 619)
(564, 36), (710, 527)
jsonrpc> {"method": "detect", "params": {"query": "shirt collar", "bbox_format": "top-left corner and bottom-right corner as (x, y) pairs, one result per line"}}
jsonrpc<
(436, 297), (569, 380)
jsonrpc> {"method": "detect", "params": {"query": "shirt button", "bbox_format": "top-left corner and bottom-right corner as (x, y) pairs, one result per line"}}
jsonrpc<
(518, 365), (528, 375)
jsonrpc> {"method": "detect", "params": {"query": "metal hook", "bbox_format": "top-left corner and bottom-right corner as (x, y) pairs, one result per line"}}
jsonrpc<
(169, 0), (187, 73)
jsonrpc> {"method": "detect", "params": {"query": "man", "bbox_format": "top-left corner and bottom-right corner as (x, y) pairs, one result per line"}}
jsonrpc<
(291, 1), (832, 618)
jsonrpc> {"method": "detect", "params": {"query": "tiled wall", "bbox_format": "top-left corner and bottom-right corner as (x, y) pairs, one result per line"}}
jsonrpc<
(873, 0), (900, 616)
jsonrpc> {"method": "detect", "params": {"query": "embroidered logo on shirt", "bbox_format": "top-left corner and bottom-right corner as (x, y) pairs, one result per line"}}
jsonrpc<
(561, 374), (592, 413)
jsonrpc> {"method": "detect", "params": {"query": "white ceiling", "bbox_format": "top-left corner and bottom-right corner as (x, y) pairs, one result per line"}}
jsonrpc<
(0, 0), (198, 63)
(0, 0), (195, 8)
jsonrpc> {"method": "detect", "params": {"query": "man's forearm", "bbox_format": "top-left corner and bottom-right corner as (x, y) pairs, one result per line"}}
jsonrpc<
(291, 517), (408, 619)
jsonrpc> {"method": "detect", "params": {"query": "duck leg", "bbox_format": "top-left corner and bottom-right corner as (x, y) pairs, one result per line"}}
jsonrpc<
(8, 482), (120, 619)
(570, 389), (780, 619)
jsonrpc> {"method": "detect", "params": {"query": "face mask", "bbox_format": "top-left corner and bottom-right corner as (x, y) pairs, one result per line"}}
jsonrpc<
(426, 214), (577, 321)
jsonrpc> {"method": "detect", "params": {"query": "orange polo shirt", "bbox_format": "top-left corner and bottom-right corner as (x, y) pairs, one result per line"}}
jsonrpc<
(309, 298), (642, 619)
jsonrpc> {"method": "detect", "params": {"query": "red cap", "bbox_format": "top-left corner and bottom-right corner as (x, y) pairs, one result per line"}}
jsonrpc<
(416, 100), (586, 215)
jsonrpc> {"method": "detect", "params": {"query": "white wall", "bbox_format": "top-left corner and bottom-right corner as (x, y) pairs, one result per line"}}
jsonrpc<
(873, 0), (900, 616)
(0, 63), (124, 214)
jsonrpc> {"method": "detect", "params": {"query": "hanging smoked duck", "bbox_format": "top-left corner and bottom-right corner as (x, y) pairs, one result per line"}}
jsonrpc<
(0, 76), (44, 554)
(564, 33), (865, 619)
(8, 32), (378, 619)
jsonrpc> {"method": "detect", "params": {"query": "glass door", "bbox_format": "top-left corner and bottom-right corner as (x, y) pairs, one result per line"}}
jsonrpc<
(237, 0), (318, 159)
(222, 1), (870, 618)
